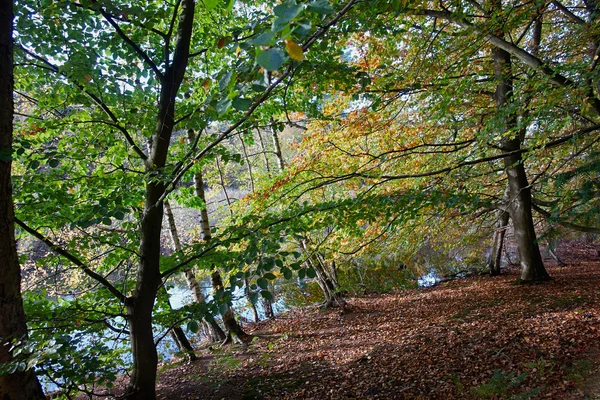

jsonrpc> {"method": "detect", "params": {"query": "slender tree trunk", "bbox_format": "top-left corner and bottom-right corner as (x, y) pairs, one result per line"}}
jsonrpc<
(126, 1), (195, 397)
(158, 284), (196, 361)
(211, 270), (251, 343)
(491, 2), (549, 282)
(187, 134), (248, 343)
(256, 128), (271, 174)
(240, 137), (255, 193)
(0, 1), (45, 397)
(160, 202), (198, 360)
(244, 277), (260, 323)
(215, 157), (234, 217)
(301, 240), (343, 307)
(263, 287), (275, 320)
(164, 200), (225, 342)
(271, 122), (285, 171)
(487, 208), (509, 276)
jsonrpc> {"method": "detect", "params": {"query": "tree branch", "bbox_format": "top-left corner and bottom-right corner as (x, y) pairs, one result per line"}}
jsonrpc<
(532, 204), (600, 234)
(94, 2), (165, 81)
(14, 217), (127, 303)
(17, 45), (149, 162)
(158, 0), (360, 206)
(414, 8), (600, 115)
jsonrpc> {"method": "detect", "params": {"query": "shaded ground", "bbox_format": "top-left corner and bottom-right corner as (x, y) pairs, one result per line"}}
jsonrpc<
(156, 243), (600, 399)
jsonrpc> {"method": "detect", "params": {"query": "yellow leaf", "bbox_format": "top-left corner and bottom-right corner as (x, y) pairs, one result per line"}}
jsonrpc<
(285, 40), (304, 62)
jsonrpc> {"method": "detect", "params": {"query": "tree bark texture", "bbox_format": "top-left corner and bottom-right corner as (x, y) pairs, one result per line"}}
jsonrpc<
(271, 123), (285, 172)
(0, 1), (45, 398)
(491, 4), (550, 282)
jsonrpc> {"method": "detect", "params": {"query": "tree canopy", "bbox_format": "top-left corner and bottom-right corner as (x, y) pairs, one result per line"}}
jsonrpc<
(0, 0), (598, 398)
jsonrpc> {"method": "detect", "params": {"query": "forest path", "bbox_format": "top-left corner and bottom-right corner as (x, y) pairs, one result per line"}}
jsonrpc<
(153, 242), (600, 399)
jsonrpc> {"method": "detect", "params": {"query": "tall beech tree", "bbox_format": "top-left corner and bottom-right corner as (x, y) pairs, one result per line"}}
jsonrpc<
(244, 0), (600, 283)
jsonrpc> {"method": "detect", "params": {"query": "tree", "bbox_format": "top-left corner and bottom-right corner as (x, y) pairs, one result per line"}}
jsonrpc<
(0, 0), (44, 397)
(12, 0), (359, 397)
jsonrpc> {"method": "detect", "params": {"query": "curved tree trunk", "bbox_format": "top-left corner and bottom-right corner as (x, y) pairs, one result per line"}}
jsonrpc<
(301, 240), (344, 308)
(0, 1), (45, 397)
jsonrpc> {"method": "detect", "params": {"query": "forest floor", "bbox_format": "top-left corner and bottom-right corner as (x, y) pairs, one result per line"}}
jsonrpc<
(152, 242), (600, 399)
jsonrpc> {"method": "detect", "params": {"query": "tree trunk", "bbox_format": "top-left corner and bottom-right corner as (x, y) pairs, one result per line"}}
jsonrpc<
(244, 276), (260, 323)
(211, 270), (251, 343)
(0, 1), (45, 397)
(256, 128), (271, 174)
(186, 140), (249, 343)
(158, 284), (196, 361)
(271, 122), (285, 171)
(126, 1), (196, 397)
(487, 188), (510, 276)
(263, 295), (275, 320)
(240, 137), (255, 193)
(301, 240), (344, 307)
(491, 6), (549, 282)
(165, 200), (225, 342)
(487, 211), (509, 276)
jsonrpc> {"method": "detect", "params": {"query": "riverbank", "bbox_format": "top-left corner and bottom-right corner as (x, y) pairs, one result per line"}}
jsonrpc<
(147, 242), (600, 399)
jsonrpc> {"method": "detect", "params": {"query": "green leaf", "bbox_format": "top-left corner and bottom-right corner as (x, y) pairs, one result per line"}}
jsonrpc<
(306, 267), (316, 278)
(219, 71), (233, 91)
(261, 290), (273, 301)
(274, 1), (304, 23)
(250, 31), (276, 46)
(298, 268), (306, 279)
(226, 0), (236, 12)
(232, 97), (252, 111)
(188, 320), (199, 333)
(204, 0), (220, 11)
(307, 0), (334, 14)
(216, 98), (232, 115)
(218, 302), (229, 315)
(102, 217), (112, 226)
(282, 267), (292, 280)
(256, 48), (286, 71)
(250, 292), (259, 304)
(257, 277), (268, 289)
(264, 272), (277, 280)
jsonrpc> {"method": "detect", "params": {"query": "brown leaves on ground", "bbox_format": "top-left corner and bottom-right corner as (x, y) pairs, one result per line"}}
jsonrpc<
(157, 243), (600, 399)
